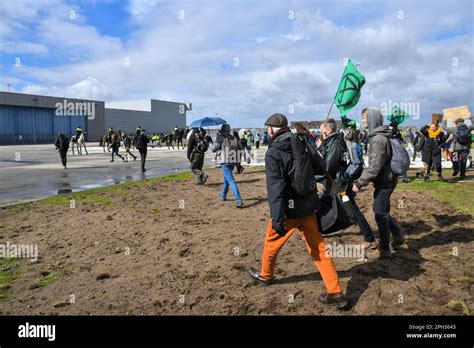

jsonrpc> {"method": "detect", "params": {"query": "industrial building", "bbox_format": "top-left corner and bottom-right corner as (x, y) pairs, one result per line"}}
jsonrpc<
(0, 92), (190, 144)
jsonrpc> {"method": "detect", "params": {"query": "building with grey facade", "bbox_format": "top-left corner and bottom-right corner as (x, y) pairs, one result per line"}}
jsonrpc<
(105, 99), (190, 135)
(0, 92), (190, 144)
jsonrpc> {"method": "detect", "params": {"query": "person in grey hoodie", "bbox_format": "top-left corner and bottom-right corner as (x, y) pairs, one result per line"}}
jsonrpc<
(352, 108), (405, 258)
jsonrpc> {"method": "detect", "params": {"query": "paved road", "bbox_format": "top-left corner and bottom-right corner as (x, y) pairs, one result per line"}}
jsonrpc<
(0, 144), (266, 206)
(1, 143), (470, 206)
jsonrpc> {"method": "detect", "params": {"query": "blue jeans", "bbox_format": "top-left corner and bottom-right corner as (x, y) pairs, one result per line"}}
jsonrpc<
(220, 163), (242, 203)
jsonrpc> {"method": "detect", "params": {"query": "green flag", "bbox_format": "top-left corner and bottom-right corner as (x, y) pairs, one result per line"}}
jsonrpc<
(388, 105), (410, 125)
(333, 59), (366, 127)
(341, 115), (356, 128)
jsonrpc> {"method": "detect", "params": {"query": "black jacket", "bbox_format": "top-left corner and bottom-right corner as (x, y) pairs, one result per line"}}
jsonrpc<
(55, 136), (69, 151)
(265, 129), (323, 232)
(354, 125), (397, 189)
(319, 132), (349, 193)
(187, 130), (207, 160)
(136, 134), (149, 151)
(420, 125), (445, 163)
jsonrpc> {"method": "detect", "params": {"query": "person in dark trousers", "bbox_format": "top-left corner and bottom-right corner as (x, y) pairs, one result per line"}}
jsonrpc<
(412, 131), (422, 161)
(135, 130), (149, 172)
(187, 127), (209, 185)
(211, 123), (244, 207)
(55, 133), (70, 169)
(318, 119), (377, 250)
(247, 113), (349, 310)
(177, 129), (185, 149)
(109, 132), (125, 162)
(122, 133), (137, 162)
(419, 122), (446, 182)
(447, 118), (473, 179)
(255, 132), (261, 149)
(353, 108), (405, 259)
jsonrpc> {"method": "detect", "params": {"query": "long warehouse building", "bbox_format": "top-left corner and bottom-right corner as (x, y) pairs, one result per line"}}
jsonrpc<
(0, 92), (190, 144)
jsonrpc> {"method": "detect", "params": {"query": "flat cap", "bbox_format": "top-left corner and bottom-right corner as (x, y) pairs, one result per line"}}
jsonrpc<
(264, 113), (288, 127)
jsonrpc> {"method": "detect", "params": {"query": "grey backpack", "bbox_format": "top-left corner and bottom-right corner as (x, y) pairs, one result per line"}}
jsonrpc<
(388, 137), (410, 176)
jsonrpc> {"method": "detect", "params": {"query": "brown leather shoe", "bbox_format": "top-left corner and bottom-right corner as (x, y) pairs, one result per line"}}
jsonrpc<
(247, 267), (273, 285)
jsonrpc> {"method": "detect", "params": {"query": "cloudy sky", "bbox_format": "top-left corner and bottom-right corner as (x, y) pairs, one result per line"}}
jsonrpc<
(1, 0), (473, 127)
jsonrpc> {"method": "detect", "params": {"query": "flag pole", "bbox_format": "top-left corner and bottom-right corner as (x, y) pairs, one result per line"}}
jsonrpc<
(326, 101), (334, 120)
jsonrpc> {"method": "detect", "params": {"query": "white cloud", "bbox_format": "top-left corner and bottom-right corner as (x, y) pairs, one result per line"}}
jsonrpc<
(3, 0), (473, 127)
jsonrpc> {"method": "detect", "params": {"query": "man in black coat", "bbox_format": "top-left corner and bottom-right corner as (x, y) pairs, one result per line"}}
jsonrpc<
(419, 122), (446, 182)
(54, 133), (69, 169)
(318, 119), (377, 250)
(187, 127), (209, 185)
(135, 130), (149, 172)
(247, 113), (349, 310)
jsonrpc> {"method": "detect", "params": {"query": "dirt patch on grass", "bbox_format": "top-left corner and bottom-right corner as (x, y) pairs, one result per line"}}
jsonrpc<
(0, 168), (472, 315)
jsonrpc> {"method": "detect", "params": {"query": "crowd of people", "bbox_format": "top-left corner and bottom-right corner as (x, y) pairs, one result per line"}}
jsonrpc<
(53, 109), (472, 310)
(181, 109), (473, 311)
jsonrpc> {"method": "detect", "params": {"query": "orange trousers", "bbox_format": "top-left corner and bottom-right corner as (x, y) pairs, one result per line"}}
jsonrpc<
(260, 215), (342, 294)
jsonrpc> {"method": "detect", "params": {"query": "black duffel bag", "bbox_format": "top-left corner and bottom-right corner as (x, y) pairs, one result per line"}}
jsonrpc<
(317, 187), (356, 235)
(302, 138), (357, 234)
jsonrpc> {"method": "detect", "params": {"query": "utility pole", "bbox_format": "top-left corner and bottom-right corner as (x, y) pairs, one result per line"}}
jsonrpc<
(7, 84), (11, 92)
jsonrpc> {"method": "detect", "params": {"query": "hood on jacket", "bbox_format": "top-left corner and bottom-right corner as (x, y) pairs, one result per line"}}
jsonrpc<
(368, 124), (393, 138)
(269, 129), (292, 153)
(365, 108), (384, 132)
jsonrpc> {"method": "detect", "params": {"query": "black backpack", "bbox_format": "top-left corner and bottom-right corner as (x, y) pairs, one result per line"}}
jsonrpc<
(288, 133), (317, 197)
(194, 133), (209, 153)
(59, 137), (69, 150)
(456, 125), (471, 146)
(135, 135), (146, 150)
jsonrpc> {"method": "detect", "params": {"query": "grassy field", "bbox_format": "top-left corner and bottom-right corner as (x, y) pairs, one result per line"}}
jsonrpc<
(397, 171), (474, 215)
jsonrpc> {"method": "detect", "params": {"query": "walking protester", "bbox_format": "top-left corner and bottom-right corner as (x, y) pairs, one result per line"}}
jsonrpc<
(255, 132), (261, 149)
(262, 131), (269, 145)
(352, 108), (406, 259)
(109, 132), (125, 162)
(187, 127), (209, 185)
(318, 119), (377, 250)
(447, 118), (473, 179)
(247, 113), (349, 310)
(55, 133), (70, 169)
(164, 133), (174, 150)
(232, 131), (245, 174)
(211, 123), (244, 207)
(412, 131), (422, 161)
(135, 130), (149, 172)
(122, 133), (137, 162)
(243, 131), (254, 163)
(177, 129), (185, 150)
(419, 122), (447, 182)
(132, 127), (141, 150)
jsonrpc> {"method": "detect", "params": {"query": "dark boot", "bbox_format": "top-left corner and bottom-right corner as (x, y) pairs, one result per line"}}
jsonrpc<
(319, 292), (350, 310)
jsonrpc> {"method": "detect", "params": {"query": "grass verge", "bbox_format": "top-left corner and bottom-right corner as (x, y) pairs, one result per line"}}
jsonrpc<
(397, 172), (474, 215)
